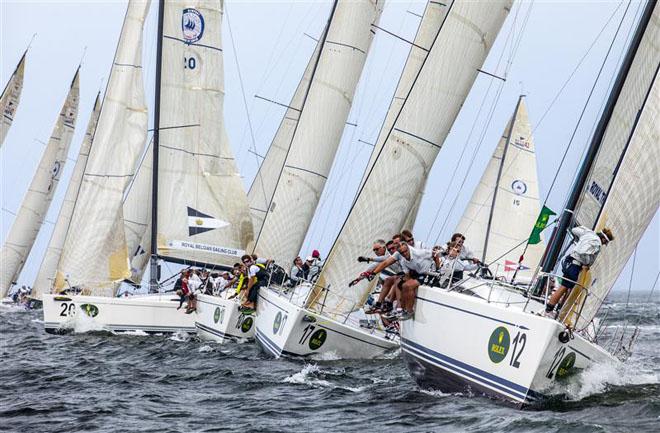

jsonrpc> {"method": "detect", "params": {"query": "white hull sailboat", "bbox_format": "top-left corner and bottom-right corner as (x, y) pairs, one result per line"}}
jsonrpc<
(402, 0), (659, 406)
(43, 293), (195, 334)
(255, 282), (397, 358)
(401, 283), (617, 406)
(257, 0), (513, 359)
(195, 293), (255, 343)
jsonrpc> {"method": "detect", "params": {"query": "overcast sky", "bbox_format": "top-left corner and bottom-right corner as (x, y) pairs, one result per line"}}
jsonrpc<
(1, 0), (658, 294)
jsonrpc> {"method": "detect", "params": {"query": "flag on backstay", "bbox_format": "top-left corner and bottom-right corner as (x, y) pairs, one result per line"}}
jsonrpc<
(528, 205), (556, 245)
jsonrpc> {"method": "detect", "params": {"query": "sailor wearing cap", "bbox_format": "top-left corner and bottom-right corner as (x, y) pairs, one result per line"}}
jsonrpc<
(544, 225), (614, 317)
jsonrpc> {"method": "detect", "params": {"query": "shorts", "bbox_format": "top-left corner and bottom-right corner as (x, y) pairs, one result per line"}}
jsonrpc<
(247, 282), (264, 303)
(560, 256), (581, 289)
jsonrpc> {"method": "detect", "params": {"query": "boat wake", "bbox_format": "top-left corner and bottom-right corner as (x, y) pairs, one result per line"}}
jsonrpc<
(283, 364), (366, 393)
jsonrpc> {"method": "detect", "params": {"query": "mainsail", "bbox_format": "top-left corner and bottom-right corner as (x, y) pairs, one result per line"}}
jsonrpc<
(572, 3), (659, 330)
(0, 69), (80, 296)
(252, 0), (384, 267)
(247, 41), (323, 238)
(154, 0), (253, 269)
(454, 96), (545, 277)
(317, 0), (513, 316)
(32, 93), (102, 298)
(55, 0), (150, 292)
(0, 51), (26, 147)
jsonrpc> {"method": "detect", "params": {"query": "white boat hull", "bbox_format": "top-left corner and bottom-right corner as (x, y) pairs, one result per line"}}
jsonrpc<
(254, 285), (398, 359)
(195, 293), (255, 343)
(401, 283), (619, 406)
(42, 293), (196, 334)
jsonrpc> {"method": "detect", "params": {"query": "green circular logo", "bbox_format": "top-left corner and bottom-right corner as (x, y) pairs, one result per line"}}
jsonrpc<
(487, 326), (510, 363)
(556, 352), (576, 378)
(80, 304), (98, 318)
(213, 307), (221, 324)
(308, 329), (327, 350)
(241, 317), (254, 333)
(273, 311), (282, 334)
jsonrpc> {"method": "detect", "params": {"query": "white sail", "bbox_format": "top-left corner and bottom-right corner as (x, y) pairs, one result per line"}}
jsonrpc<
(124, 141), (152, 283)
(253, 0), (384, 267)
(317, 0), (513, 316)
(55, 0), (150, 292)
(574, 4), (659, 330)
(365, 1), (449, 233)
(0, 51), (26, 147)
(247, 41), (323, 238)
(155, 0), (253, 268)
(0, 70), (79, 296)
(454, 96), (545, 278)
(32, 93), (101, 298)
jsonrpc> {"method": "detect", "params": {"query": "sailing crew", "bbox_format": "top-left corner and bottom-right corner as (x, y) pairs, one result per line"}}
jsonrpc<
(239, 254), (269, 312)
(449, 233), (480, 264)
(437, 241), (479, 285)
(307, 250), (323, 282)
(290, 256), (309, 286)
(544, 226), (614, 317)
(354, 241), (441, 321)
(401, 229), (427, 249)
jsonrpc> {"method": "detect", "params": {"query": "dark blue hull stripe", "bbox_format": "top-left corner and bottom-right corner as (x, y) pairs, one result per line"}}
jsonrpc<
(44, 322), (196, 334)
(416, 296), (530, 330)
(316, 323), (393, 350)
(196, 322), (240, 341)
(255, 329), (283, 357)
(401, 338), (533, 402)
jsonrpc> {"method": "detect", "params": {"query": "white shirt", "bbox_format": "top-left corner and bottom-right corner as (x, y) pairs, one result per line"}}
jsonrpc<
(438, 256), (478, 275)
(248, 264), (261, 278)
(569, 226), (602, 266)
(188, 273), (202, 292)
(459, 244), (475, 261)
(392, 246), (435, 274)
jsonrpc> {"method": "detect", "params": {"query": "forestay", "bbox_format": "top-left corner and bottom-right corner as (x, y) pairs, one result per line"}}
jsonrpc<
(155, 0), (253, 268)
(574, 4), (659, 330)
(247, 40), (323, 238)
(0, 70), (79, 296)
(55, 0), (150, 292)
(0, 51), (26, 147)
(124, 141), (152, 283)
(32, 93), (101, 298)
(253, 0), (384, 267)
(317, 0), (513, 316)
(455, 96), (545, 278)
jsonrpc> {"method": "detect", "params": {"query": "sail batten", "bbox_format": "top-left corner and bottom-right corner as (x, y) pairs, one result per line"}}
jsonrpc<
(0, 69), (80, 296)
(252, 0), (384, 267)
(55, 0), (150, 293)
(0, 51), (26, 147)
(317, 0), (513, 316)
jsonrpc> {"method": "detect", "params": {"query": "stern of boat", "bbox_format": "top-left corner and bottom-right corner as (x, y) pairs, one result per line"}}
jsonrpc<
(195, 293), (255, 343)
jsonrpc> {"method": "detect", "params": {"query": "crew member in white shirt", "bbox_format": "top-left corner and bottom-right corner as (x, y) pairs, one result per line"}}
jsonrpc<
(544, 226), (613, 317)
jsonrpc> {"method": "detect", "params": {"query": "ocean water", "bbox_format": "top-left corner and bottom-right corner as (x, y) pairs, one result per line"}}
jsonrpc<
(0, 291), (658, 433)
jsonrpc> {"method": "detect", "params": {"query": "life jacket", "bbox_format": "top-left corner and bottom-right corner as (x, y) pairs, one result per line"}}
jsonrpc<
(235, 274), (246, 294)
(254, 263), (269, 284)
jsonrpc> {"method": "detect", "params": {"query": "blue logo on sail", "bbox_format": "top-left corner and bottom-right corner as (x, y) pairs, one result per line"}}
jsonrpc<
(182, 8), (204, 44)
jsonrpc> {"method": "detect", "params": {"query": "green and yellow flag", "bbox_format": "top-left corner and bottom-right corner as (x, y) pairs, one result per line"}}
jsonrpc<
(529, 205), (556, 245)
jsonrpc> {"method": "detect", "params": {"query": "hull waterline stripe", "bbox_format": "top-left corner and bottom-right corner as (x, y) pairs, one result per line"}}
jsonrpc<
(416, 296), (530, 330)
(401, 338), (531, 402)
(316, 323), (393, 350)
(255, 329), (283, 357)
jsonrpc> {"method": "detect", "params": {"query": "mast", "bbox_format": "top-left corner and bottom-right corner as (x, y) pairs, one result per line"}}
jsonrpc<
(482, 94), (524, 262)
(539, 0), (657, 275)
(149, 0), (165, 291)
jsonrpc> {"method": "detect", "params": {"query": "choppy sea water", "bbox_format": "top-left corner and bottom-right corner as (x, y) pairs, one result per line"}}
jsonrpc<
(1, 291), (658, 433)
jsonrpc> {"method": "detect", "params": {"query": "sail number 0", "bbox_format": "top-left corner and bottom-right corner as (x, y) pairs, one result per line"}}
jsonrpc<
(184, 56), (196, 70)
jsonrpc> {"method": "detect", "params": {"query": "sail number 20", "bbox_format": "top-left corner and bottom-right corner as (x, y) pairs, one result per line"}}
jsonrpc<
(509, 331), (527, 368)
(59, 303), (75, 317)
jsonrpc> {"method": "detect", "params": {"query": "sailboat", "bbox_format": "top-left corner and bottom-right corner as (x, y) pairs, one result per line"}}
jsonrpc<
(454, 94), (546, 281)
(401, 0), (659, 406)
(0, 69), (80, 298)
(1, 51), (27, 147)
(42, 0), (254, 334)
(195, 0), (385, 344)
(253, 0), (513, 359)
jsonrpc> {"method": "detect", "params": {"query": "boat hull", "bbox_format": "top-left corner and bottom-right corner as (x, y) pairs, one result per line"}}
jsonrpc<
(195, 293), (255, 343)
(401, 284), (618, 406)
(254, 286), (398, 359)
(42, 293), (196, 334)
